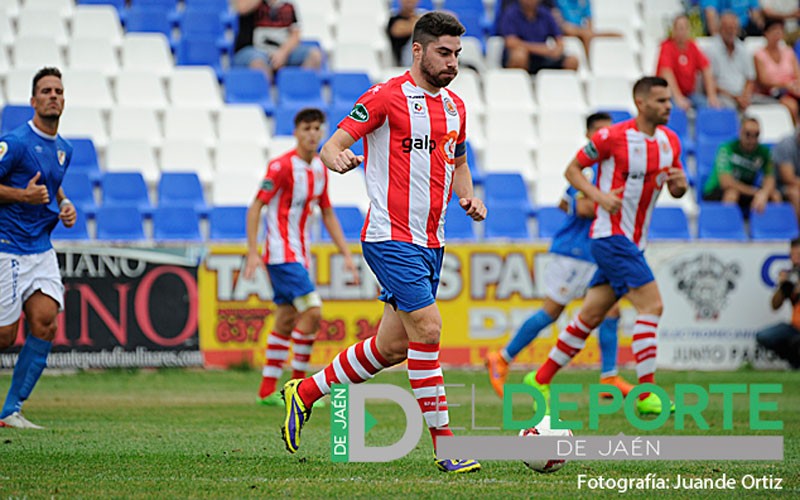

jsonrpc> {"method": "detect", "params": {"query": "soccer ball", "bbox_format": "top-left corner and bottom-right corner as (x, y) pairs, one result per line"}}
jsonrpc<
(518, 415), (573, 473)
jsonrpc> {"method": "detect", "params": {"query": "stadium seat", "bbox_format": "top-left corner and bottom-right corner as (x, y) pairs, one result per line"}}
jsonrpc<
(536, 206), (567, 239)
(102, 172), (154, 215)
(215, 141), (267, 174)
(105, 140), (161, 184)
(444, 197), (476, 240)
(483, 143), (537, 182)
(168, 67), (223, 111)
(16, 8), (68, 46)
(116, 70), (169, 110)
(152, 206), (202, 242)
(587, 76), (637, 114)
(61, 171), (98, 217)
(486, 109), (538, 148)
(217, 105), (271, 148)
(124, 5), (173, 37)
(320, 206), (364, 241)
(696, 108), (738, 143)
(177, 7), (227, 49)
(160, 139), (214, 184)
(157, 172), (210, 216)
(538, 109), (585, 144)
(3, 69), (32, 106)
(391, 0), (433, 10)
(222, 68), (274, 115)
(120, 33), (174, 77)
(649, 206), (691, 241)
(485, 68), (536, 113)
(175, 37), (223, 77)
(465, 141), (483, 185)
(326, 168), (370, 214)
(666, 107), (693, 153)
(447, 68), (485, 119)
(0, 11), (14, 52)
(67, 138), (102, 183)
(209, 205), (248, 240)
(182, 0), (236, 30)
(60, 70), (115, 111)
(301, 10), (334, 53)
(484, 173), (533, 213)
(76, 0), (125, 17)
(67, 38), (120, 77)
(534, 138), (583, 206)
(750, 203), (800, 240)
(330, 72), (372, 109)
(485, 204), (530, 239)
(746, 105), (794, 145)
(211, 171), (263, 206)
(459, 35), (487, 73)
(51, 208), (90, 240)
(697, 203), (747, 240)
(562, 36), (590, 80)
(535, 70), (587, 112)
(73, 5), (124, 48)
(95, 205), (146, 241)
(331, 43), (382, 82)
(1, 105), (33, 133)
(12, 36), (64, 71)
(109, 107), (163, 147)
(163, 108), (216, 147)
(695, 137), (723, 194)
(602, 109), (633, 124)
(589, 38), (641, 79)
(276, 68), (325, 110)
(274, 106), (302, 136)
(58, 107), (109, 149)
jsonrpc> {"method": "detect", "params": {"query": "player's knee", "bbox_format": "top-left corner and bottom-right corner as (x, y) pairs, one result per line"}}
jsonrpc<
(377, 336), (408, 365)
(301, 307), (322, 332)
(28, 316), (57, 341)
(640, 300), (663, 317)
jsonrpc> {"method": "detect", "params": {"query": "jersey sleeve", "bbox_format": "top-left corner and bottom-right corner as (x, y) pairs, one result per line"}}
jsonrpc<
(0, 136), (21, 178)
(256, 158), (289, 204)
(338, 84), (389, 141)
(318, 169), (332, 210)
(576, 127), (612, 167)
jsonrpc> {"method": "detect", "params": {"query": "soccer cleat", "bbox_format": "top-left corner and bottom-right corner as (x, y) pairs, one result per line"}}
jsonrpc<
(435, 458), (481, 473)
(598, 375), (635, 399)
(257, 392), (284, 406)
(0, 412), (45, 429)
(280, 379), (312, 454)
(522, 371), (550, 415)
(485, 351), (509, 398)
(636, 393), (676, 416)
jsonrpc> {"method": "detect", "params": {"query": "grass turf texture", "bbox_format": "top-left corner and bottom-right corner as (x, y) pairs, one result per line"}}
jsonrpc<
(0, 368), (797, 499)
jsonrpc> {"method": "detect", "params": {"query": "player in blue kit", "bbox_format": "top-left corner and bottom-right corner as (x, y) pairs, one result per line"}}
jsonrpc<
(0, 67), (76, 429)
(485, 112), (633, 399)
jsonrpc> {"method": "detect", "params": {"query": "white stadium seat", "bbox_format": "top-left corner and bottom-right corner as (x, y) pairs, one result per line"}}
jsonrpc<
(61, 70), (115, 110)
(486, 109), (538, 149)
(587, 76), (637, 114)
(109, 107), (163, 147)
(25, 0), (73, 19)
(160, 139), (215, 184)
(327, 168), (370, 213)
(459, 36), (487, 75)
(16, 9), (68, 46)
(484, 142), (537, 181)
(747, 105), (795, 145)
(72, 5), (123, 48)
(0, 10), (14, 49)
(67, 38), (120, 77)
(121, 33), (174, 77)
(535, 70), (587, 112)
(0, 0), (21, 21)
(448, 68), (485, 119)
(12, 37), (64, 71)
(331, 44), (382, 82)
(215, 141), (268, 175)
(163, 108), (217, 148)
(590, 38), (641, 79)
(217, 105), (271, 148)
(211, 171), (263, 206)
(535, 138), (585, 206)
(485, 68), (536, 113)
(105, 139), (160, 183)
(58, 106), (109, 149)
(537, 109), (587, 144)
(115, 71), (169, 110)
(168, 67), (223, 111)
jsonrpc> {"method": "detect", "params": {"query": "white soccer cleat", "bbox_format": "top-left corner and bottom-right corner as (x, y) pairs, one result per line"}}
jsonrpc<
(0, 412), (45, 429)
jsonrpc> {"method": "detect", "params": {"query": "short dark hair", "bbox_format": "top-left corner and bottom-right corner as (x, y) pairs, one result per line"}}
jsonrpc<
(741, 115), (760, 127)
(764, 17), (784, 33)
(412, 11), (465, 48)
(586, 112), (612, 132)
(632, 76), (668, 99)
(294, 108), (325, 127)
(32, 67), (62, 97)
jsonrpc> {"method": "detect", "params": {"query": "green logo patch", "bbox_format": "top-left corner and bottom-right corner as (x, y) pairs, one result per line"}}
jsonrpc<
(349, 103), (369, 123)
(261, 178), (275, 191)
(583, 141), (599, 160)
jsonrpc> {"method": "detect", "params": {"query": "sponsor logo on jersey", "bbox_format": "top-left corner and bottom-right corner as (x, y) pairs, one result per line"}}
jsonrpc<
(0, 141), (7, 161)
(57, 150), (66, 166)
(261, 178), (275, 191)
(401, 135), (437, 153)
(443, 96), (457, 116)
(583, 141), (598, 160)
(412, 101), (425, 116)
(349, 103), (369, 122)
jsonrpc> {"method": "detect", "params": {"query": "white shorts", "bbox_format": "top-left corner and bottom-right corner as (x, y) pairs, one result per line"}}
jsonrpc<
(543, 254), (598, 306)
(0, 249), (64, 327)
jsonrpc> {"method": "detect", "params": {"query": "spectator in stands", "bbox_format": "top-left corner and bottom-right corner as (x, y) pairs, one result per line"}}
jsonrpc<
(772, 128), (800, 218)
(657, 14), (721, 111)
(550, 0), (620, 53)
(702, 0), (765, 36)
(498, 0), (579, 74)
(756, 238), (800, 369)
(761, 0), (800, 40)
(387, 0), (427, 67)
(706, 12), (758, 111)
(754, 18), (800, 123)
(702, 116), (780, 215)
(232, 0), (321, 80)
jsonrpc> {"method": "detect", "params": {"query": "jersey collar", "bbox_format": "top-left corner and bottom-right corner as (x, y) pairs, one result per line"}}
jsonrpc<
(27, 120), (58, 141)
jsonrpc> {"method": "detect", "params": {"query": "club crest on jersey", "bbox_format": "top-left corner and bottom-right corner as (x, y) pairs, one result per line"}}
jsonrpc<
(412, 101), (426, 116)
(583, 141), (599, 160)
(57, 150), (66, 166)
(443, 97), (457, 116)
(349, 103), (369, 122)
(0, 141), (7, 161)
(261, 178), (275, 191)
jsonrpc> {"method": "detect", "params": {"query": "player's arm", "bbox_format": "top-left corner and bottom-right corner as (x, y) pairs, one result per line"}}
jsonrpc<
(453, 154), (486, 221)
(565, 156), (621, 214)
(320, 207), (360, 284)
(244, 196), (266, 280)
(0, 140), (50, 204)
(666, 136), (688, 198)
(320, 129), (363, 173)
(56, 186), (76, 228)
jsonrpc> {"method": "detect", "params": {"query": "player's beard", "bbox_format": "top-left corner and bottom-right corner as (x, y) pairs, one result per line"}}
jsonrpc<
(420, 54), (457, 89)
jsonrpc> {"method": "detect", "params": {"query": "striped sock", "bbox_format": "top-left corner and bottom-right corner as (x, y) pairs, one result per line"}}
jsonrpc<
(297, 336), (391, 406)
(632, 314), (659, 400)
(258, 331), (290, 398)
(290, 329), (316, 380)
(407, 342), (453, 451)
(536, 316), (593, 385)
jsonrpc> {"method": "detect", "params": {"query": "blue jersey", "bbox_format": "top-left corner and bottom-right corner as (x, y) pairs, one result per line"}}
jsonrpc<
(0, 121), (72, 255)
(548, 166), (595, 263)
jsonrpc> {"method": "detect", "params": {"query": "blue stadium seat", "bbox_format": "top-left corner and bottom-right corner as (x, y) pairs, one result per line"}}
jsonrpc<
(96, 206), (146, 241)
(276, 68), (325, 110)
(649, 206), (691, 240)
(454, 9), (486, 41)
(153, 206), (202, 242)
(209, 206), (248, 240)
(698, 203), (747, 240)
(444, 197), (476, 240)
(750, 203), (800, 240)
(77, 0), (126, 18)
(320, 206), (364, 241)
(274, 105), (302, 136)
(175, 37), (223, 77)
(67, 138), (102, 183)
(158, 172), (210, 216)
(223, 68), (274, 115)
(601, 109), (632, 124)
(695, 137), (723, 199)
(1, 105), (34, 133)
(465, 141), (483, 185)
(696, 108), (738, 143)
(61, 171), (98, 217)
(101, 172), (154, 215)
(178, 7), (230, 54)
(184, 0), (236, 30)
(51, 209), (91, 240)
(667, 107), (693, 153)
(327, 103), (363, 153)
(536, 206), (567, 239)
(124, 6), (173, 37)
(483, 173), (532, 213)
(485, 203), (530, 239)
(330, 72), (372, 108)
(392, 0), (434, 10)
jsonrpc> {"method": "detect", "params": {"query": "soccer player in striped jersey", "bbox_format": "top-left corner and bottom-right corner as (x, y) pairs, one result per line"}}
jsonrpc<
(280, 12), (487, 473)
(485, 112), (634, 400)
(243, 108), (359, 407)
(526, 76), (688, 416)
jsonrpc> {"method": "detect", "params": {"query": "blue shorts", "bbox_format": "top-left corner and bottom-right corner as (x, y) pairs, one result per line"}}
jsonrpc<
(589, 235), (655, 298)
(232, 45), (313, 68)
(267, 263), (316, 306)
(362, 241), (444, 313)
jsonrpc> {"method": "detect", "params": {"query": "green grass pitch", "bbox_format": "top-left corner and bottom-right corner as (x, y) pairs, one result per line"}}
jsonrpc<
(0, 368), (797, 498)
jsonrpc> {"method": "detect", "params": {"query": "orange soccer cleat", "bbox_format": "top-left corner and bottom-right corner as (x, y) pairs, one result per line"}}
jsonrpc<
(485, 351), (509, 398)
(598, 375), (635, 399)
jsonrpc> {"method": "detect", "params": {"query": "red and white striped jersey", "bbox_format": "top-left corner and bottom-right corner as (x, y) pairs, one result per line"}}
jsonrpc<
(575, 119), (683, 249)
(256, 148), (331, 266)
(338, 71), (467, 248)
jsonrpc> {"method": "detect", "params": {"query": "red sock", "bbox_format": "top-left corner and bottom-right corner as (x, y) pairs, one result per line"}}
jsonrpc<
(259, 331), (290, 398)
(536, 316), (593, 385)
(407, 342), (453, 451)
(290, 329), (316, 380)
